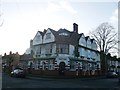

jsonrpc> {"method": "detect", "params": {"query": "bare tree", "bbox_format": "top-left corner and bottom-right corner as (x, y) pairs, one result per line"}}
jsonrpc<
(90, 22), (118, 75)
(90, 22), (118, 54)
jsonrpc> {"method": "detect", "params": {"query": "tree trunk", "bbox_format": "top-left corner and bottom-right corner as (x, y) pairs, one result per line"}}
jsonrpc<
(100, 51), (107, 75)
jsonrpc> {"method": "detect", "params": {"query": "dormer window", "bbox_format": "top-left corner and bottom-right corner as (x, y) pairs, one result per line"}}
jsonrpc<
(59, 33), (68, 36)
(46, 33), (51, 39)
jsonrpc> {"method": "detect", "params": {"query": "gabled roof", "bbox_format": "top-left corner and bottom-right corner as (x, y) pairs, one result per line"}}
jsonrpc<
(58, 28), (71, 34)
(69, 31), (80, 45)
(46, 28), (72, 44)
(47, 28), (58, 37)
(38, 31), (44, 37)
(91, 39), (94, 43)
(55, 33), (71, 44)
(33, 31), (43, 40)
(38, 31), (43, 34)
(32, 25), (96, 46)
(85, 36), (89, 41)
(79, 33), (84, 38)
(91, 39), (95, 43)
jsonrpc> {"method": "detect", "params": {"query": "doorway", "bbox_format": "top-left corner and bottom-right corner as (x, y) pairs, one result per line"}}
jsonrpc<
(59, 62), (66, 76)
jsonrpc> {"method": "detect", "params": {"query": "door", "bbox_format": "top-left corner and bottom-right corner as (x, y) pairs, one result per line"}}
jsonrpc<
(59, 62), (66, 75)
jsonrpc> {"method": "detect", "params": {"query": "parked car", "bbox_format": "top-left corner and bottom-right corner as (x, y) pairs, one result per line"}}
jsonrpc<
(106, 71), (118, 78)
(10, 68), (26, 78)
(116, 72), (120, 75)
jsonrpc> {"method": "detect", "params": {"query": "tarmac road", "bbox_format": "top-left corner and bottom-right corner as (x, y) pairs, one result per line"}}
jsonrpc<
(2, 73), (120, 89)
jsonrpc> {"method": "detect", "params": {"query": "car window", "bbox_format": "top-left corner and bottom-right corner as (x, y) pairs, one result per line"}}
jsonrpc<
(13, 70), (19, 73)
(113, 72), (116, 74)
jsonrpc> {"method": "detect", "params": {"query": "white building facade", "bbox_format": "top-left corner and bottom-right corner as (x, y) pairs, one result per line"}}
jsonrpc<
(28, 23), (100, 75)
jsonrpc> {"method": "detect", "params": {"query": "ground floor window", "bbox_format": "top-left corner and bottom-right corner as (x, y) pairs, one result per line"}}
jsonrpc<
(70, 61), (76, 70)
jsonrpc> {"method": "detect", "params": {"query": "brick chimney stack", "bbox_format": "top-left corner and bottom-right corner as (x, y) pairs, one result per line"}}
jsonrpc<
(30, 39), (33, 48)
(73, 23), (78, 33)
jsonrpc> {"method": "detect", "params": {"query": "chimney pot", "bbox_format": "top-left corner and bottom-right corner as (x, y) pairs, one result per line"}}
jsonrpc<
(73, 23), (78, 33)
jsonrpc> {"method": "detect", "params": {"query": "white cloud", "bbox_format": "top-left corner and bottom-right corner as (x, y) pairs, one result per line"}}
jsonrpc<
(46, 0), (77, 14)
(109, 8), (118, 32)
(59, 0), (77, 14)
(46, 1), (61, 13)
(110, 8), (118, 23)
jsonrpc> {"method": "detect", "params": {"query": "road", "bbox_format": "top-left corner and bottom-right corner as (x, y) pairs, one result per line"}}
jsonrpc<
(2, 73), (120, 89)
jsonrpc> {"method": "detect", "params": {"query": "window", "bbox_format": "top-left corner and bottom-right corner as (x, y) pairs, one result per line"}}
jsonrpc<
(35, 35), (40, 42)
(35, 46), (41, 56)
(59, 33), (68, 36)
(80, 37), (86, 46)
(82, 62), (86, 70)
(46, 33), (51, 39)
(57, 44), (69, 54)
(38, 47), (41, 54)
(45, 44), (52, 54)
(79, 48), (86, 57)
(49, 60), (54, 70)
(70, 61), (76, 70)
(87, 50), (91, 58)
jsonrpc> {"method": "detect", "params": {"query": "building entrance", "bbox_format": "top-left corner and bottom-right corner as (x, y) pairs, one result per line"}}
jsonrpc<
(59, 62), (66, 76)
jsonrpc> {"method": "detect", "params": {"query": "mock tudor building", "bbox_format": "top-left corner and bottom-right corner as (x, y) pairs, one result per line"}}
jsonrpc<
(25, 23), (100, 75)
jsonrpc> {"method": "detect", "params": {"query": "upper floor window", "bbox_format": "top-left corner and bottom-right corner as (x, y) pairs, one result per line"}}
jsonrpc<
(45, 44), (52, 54)
(35, 46), (41, 55)
(46, 33), (51, 39)
(79, 48), (86, 57)
(57, 44), (69, 54)
(87, 50), (91, 58)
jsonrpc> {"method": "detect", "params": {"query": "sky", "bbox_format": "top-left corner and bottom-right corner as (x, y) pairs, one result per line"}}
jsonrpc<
(0, 0), (118, 55)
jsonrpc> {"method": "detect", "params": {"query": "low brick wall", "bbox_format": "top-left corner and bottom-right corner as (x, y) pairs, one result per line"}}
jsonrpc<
(42, 70), (59, 76)
(65, 71), (76, 76)
(27, 69), (59, 76)
(31, 69), (42, 75)
(25, 69), (101, 76)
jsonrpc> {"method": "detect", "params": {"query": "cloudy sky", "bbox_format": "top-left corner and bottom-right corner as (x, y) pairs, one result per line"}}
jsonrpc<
(0, 0), (118, 55)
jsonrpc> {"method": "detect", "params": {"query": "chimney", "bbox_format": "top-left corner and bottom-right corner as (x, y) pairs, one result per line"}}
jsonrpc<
(30, 39), (33, 48)
(44, 29), (47, 33)
(73, 23), (78, 33)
